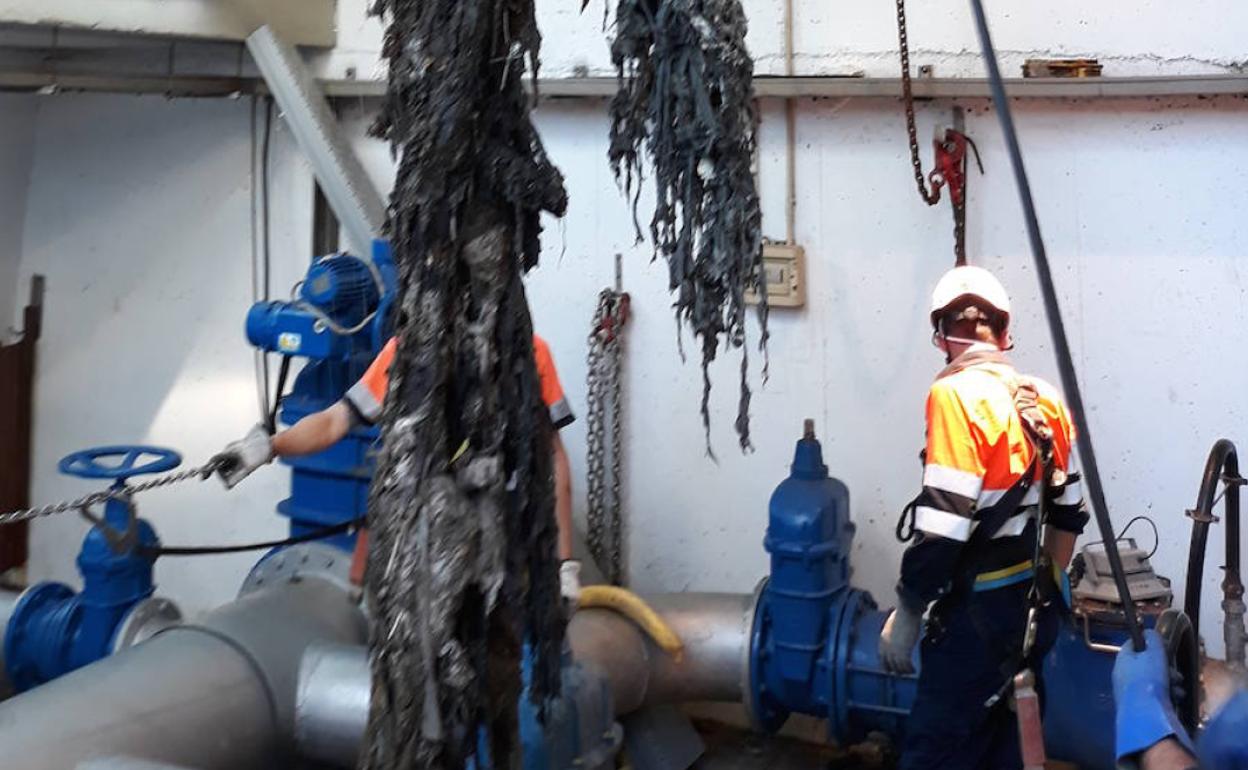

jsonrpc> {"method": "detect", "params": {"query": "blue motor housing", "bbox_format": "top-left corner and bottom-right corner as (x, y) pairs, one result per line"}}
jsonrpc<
(246, 240), (396, 361)
(301, 253), (382, 329)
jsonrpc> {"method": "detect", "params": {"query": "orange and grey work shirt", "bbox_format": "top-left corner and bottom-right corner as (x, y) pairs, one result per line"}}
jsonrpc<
(343, 334), (575, 430)
(897, 346), (1089, 614)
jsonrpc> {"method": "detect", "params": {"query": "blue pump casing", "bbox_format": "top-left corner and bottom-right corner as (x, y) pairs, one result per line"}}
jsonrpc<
(459, 645), (621, 770)
(518, 647), (623, 770)
(1041, 613), (1168, 769)
(276, 362), (379, 549)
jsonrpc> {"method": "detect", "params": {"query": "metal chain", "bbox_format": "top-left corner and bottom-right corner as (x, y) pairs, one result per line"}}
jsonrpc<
(896, 0), (940, 206)
(607, 314), (624, 582)
(585, 287), (628, 585)
(953, 184), (968, 266)
(586, 324), (607, 574)
(0, 458), (224, 527)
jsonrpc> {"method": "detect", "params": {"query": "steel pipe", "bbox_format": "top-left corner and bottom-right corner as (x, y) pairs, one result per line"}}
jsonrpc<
(568, 592), (754, 715)
(294, 593), (754, 766)
(297, 643), (371, 768)
(0, 576), (365, 770)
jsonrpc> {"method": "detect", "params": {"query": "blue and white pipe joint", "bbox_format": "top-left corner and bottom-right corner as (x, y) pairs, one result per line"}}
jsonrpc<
(747, 421), (917, 743)
(4, 446), (184, 691)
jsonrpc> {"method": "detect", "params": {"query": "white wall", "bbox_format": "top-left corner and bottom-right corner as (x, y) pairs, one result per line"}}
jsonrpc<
(11, 6), (1248, 652)
(316, 0), (1248, 79)
(16, 94), (315, 607)
(0, 93), (36, 334)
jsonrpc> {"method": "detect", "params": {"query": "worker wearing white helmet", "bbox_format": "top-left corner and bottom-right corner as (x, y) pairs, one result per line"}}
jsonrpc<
(927, 265), (1014, 356)
(879, 265), (1090, 769)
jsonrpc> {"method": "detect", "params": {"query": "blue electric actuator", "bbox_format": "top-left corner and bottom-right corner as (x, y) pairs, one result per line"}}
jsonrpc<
(245, 239), (397, 549)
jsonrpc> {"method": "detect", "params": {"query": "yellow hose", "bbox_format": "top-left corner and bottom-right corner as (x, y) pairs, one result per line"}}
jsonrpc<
(579, 585), (685, 660)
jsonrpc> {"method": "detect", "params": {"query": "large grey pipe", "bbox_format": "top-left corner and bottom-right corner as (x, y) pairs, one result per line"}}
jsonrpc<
(0, 576), (365, 770)
(296, 592), (754, 766)
(568, 592), (753, 714)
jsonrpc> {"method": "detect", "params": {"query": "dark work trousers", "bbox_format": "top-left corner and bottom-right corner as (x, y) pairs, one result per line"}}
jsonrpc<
(898, 581), (1059, 770)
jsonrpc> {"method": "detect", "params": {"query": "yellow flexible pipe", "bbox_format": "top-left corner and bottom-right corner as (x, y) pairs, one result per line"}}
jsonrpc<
(579, 585), (685, 660)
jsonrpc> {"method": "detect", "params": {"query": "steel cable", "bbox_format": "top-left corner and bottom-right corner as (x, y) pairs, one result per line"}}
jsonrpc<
(966, 0), (1145, 649)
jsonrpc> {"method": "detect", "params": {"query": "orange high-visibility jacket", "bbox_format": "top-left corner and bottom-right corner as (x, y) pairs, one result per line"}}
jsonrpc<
(344, 334), (575, 430)
(342, 334), (573, 586)
(897, 349), (1088, 612)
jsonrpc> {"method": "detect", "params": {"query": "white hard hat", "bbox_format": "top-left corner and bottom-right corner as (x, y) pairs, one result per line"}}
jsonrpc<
(929, 265), (1011, 328)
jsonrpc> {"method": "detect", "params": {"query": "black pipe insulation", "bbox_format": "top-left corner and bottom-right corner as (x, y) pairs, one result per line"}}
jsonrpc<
(966, 0), (1145, 650)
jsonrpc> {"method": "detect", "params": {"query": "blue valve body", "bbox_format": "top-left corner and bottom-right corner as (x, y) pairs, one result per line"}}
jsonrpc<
(5, 450), (170, 691)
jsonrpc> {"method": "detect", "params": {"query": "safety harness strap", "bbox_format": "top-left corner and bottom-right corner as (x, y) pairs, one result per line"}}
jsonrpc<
(897, 349), (1057, 546)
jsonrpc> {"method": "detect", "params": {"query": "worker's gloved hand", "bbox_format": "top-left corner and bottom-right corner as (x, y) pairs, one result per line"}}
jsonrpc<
(560, 560), (582, 611)
(1199, 691), (1248, 770)
(879, 603), (922, 674)
(1112, 629), (1195, 765)
(212, 424), (274, 489)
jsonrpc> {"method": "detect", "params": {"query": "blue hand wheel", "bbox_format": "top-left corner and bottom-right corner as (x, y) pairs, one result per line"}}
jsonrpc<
(58, 445), (182, 482)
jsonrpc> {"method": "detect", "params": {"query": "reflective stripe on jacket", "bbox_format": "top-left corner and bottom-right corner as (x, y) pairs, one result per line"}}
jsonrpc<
(897, 347), (1088, 612)
(915, 353), (1084, 542)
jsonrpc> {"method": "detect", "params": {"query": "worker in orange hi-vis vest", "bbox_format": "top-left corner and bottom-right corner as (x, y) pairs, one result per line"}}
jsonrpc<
(214, 334), (581, 603)
(879, 266), (1090, 770)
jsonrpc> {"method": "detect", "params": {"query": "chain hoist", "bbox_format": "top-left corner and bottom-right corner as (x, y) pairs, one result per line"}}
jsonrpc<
(896, 0), (983, 266)
(585, 264), (630, 585)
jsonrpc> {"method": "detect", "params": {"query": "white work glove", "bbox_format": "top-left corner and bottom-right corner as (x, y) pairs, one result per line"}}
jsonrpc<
(879, 603), (922, 674)
(213, 424), (274, 489)
(560, 560), (582, 610)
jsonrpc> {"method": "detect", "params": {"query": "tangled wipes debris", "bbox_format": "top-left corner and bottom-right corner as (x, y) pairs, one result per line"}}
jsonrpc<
(361, 0), (568, 767)
(608, 0), (768, 452)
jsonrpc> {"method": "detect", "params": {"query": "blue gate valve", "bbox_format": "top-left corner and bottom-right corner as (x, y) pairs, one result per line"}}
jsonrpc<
(4, 445), (180, 691)
(748, 421), (918, 742)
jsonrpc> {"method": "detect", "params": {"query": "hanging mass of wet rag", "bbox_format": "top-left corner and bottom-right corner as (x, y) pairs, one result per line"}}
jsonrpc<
(361, 1), (568, 768)
(607, 0), (768, 452)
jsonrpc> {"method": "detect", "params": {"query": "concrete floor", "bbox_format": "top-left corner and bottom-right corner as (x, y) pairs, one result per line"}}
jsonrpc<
(692, 721), (892, 770)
